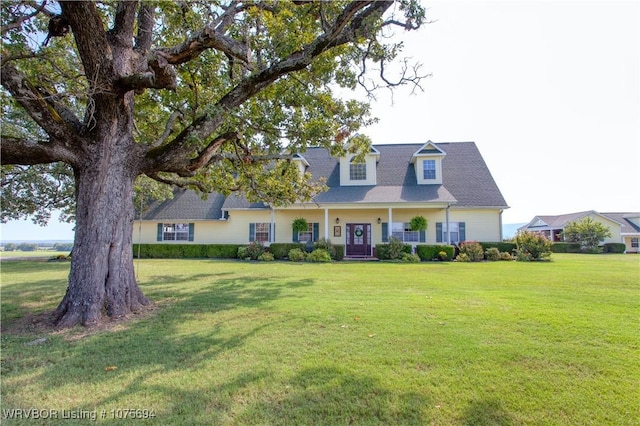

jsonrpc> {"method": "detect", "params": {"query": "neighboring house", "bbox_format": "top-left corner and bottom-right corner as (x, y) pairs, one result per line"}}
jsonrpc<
(518, 211), (640, 253)
(135, 141), (509, 257)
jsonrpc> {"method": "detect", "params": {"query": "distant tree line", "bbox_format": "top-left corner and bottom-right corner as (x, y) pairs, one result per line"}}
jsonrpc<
(2, 242), (73, 251)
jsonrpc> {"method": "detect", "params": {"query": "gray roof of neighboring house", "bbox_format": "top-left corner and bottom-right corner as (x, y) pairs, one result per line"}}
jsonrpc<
(142, 142), (508, 218)
(520, 211), (640, 234)
(600, 212), (640, 234)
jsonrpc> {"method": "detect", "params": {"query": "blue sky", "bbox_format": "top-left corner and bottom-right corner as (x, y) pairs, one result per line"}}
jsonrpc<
(1, 0), (638, 241)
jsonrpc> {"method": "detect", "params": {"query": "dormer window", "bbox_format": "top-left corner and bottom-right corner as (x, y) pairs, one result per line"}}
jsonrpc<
(339, 146), (379, 186)
(349, 160), (367, 180)
(411, 141), (446, 185)
(423, 159), (436, 180)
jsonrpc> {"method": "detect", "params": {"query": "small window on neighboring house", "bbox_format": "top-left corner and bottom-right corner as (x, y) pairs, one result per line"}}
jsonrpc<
(251, 223), (271, 242)
(350, 161), (366, 180)
(158, 223), (194, 241)
(632, 238), (639, 248)
(423, 159), (436, 180)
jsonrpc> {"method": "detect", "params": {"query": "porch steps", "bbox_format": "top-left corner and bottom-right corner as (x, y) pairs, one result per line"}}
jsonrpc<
(342, 256), (380, 261)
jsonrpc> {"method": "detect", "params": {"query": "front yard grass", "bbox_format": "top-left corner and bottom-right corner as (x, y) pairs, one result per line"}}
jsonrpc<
(1, 254), (638, 425)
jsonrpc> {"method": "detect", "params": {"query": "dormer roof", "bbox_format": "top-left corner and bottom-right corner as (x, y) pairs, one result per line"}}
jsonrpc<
(411, 141), (446, 163)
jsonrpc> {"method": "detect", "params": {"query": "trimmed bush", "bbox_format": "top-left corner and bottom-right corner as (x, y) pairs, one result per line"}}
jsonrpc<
(244, 242), (265, 260)
(288, 248), (307, 262)
(603, 243), (626, 253)
(376, 241), (412, 260)
(416, 245), (455, 261)
(479, 242), (516, 254)
(499, 251), (513, 261)
(270, 243), (305, 259)
(551, 242), (582, 253)
(333, 245), (344, 261)
(133, 244), (241, 259)
(204, 245), (240, 258)
(458, 241), (484, 262)
(306, 249), (332, 262)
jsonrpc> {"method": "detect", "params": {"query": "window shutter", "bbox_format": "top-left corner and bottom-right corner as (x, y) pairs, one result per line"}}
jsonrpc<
(459, 222), (466, 242)
(313, 223), (319, 241)
(436, 222), (443, 243)
(249, 223), (255, 242)
(382, 223), (388, 242)
(292, 227), (299, 242)
(157, 223), (163, 241)
(272, 224), (275, 243)
(419, 230), (426, 243)
(188, 223), (194, 241)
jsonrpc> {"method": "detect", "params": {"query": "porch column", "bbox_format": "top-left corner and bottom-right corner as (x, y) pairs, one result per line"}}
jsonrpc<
(387, 207), (393, 239)
(270, 208), (275, 243)
(324, 208), (329, 239)
(446, 204), (451, 244)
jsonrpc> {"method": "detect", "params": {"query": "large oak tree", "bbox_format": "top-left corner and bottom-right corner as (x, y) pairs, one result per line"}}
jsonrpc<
(1, 0), (426, 327)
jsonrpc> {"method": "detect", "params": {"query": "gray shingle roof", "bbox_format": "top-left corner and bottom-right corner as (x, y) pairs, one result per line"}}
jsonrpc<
(142, 142), (508, 216)
(301, 142), (507, 207)
(142, 189), (226, 220)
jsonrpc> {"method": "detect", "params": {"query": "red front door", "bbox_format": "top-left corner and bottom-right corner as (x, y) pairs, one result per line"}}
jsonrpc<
(346, 223), (371, 256)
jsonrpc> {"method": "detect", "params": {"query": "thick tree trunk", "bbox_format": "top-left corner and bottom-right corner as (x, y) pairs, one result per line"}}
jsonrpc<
(54, 132), (150, 328)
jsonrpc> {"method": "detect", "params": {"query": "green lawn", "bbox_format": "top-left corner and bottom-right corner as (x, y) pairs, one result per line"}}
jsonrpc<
(1, 254), (638, 425)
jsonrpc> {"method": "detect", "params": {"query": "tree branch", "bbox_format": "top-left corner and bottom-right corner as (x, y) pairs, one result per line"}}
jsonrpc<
(0, 1), (47, 36)
(135, 2), (155, 53)
(0, 137), (78, 165)
(1, 62), (78, 141)
(187, 131), (241, 172)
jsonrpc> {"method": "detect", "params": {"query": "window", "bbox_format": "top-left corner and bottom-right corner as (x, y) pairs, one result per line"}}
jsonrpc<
(423, 159), (436, 180)
(253, 223), (270, 242)
(437, 222), (466, 243)
(298, 223), (313, 242)
(350, 161), (366, 180)
(391, 222), (420, 242)
(632, 238), (639, 248)
(162, 223), (190, 241)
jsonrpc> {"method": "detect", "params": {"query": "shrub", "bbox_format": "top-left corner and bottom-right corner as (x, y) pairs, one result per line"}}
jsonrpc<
(603, 243), (626, 254)
(18, 242), (39, 252)
(416, 245), (455, 261)
(3, 243), (17, 251)
(387, 236), (408, 260)
(515, 231), (552, 261)
(401, 253), (421, 263)
(333, 245), (344, 261)
(314, 238), (336, 259)
(245, 241), (266, 260)
(53, 242), (74, 251)
(551, 242), (582, 253)
(458, 241), (484, 262)
(499, 251), (513, 261)
(204, 244), (240, 258)
(455, 253), (470, 262)
(306, 249), (332, 262)
(479, 242), (516, 254)
(288, 248), (307, 262)
(485, 247), (500, 261)
(237, 246), (251, 260)
(258, 252), (275, 261)
(270, 243), (304, 259)
(438, 251), (448, 261)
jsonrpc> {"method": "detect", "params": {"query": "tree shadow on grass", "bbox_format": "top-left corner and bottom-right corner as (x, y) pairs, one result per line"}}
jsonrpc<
(1, 267), (319, 419)
(461, 398), (515, 426)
